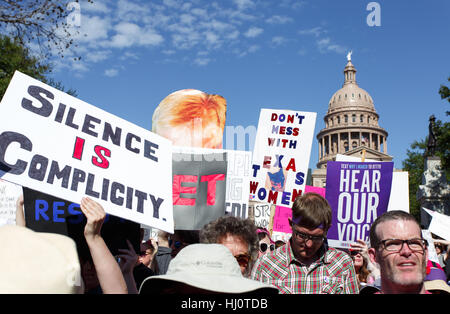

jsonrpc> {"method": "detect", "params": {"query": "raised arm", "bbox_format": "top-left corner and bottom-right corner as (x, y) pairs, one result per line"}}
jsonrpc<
(80, 197), (127, 294)
(15, 194), (26, 226)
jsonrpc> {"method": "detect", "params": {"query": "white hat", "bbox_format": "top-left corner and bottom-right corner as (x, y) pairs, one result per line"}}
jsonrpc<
(0, 225), (82, 294)
(139, 243), (278, 294)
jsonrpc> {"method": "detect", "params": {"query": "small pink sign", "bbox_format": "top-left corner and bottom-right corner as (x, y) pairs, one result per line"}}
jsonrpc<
(272, 205), (292, 233)
(304, 185), (326, 197)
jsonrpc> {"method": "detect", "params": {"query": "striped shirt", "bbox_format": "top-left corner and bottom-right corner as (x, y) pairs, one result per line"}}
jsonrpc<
(250, 240), (360, 294)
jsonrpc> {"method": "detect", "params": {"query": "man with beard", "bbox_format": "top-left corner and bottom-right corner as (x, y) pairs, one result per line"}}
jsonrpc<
(250, 192), (359, 294)
(368, 210), (429, 294)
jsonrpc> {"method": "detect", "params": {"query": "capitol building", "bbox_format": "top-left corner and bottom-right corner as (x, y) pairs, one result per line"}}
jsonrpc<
(312, 53), (393, 187)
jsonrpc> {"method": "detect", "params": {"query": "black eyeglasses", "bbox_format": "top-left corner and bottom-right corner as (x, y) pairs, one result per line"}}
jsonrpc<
(378, 238), (427, 252)
(260, 243), (275, 253)
(291, 228), (325, 243)
(234, 253), (251, 268)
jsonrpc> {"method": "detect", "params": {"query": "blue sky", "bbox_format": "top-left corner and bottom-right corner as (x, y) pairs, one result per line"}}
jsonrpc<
(50, 0), (450, 171)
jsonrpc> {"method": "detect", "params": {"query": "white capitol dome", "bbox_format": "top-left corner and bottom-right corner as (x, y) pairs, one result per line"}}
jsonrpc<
(327, 58), (377, 114)
(311, 53), (393, 187)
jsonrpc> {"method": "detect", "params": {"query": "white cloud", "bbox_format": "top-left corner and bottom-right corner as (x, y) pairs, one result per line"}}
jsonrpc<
(226, 30), (240, 40)
(163, 0), (182, 8)
(316, 37), (347, 54)
(244, 26), (264, 38)
(266, 15), (294, 24)
(233, 0), (255, 10)
(180, 13), (196, 24)
(85, 50), (111, 63)
(81, 1), (111, 14)
(236, 44), (260, 57)
(298, 26), (325, 37)
(280, 0), (307, 10)
(205, 31), (220, 46)
(104, 68), (119, 77)
(108, 22), (164, 48)
(271, 36), (287, 46)
(194, 57), (211, 66)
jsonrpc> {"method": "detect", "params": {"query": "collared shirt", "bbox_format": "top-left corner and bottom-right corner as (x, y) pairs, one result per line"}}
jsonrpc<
(250, 239), (360, 294)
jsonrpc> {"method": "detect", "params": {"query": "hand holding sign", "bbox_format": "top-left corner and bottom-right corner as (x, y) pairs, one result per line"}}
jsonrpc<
(80, 196), (106, 241)
(79, 196), (127, 294)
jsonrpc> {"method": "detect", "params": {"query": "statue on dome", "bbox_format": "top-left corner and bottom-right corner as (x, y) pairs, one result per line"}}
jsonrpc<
(347, 50), (352, 61)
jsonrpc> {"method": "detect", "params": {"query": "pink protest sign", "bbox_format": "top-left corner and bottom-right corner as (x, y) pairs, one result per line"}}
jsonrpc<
(272, 205), (292, 233)
(305, 185), (325, 197)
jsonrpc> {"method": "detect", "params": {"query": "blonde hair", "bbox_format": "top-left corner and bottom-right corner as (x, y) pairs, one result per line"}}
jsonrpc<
(152, 89), (226, 148)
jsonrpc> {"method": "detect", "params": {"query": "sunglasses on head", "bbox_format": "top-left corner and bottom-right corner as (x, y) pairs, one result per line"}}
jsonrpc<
(259, 243), (275, 252)
(234, 253), (251, 268)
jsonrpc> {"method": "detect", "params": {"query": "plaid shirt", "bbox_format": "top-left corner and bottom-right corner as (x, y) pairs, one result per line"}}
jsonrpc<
(250, 240), (360, 294)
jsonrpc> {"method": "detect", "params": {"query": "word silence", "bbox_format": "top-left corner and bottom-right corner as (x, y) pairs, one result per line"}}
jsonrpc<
(0, 71), (174, 232)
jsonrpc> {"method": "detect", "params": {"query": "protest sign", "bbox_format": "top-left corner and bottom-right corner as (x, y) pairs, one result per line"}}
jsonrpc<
(173, 147), (251, 219)
(422, 229), (440, 264)
(335, 154), (409, 212)
(304, 185), (326, 197)
(424, 207), (450, 241)
(23, 187), (141, 260)
(272, 205), (292, 243)
(250, 109), (316, 208)
(249, 201), (273, 230)
(325, 161), (394, 248)
(0, 71), (173, 232)
(172, 152), (227, 230)
(0, 179), (22, 226)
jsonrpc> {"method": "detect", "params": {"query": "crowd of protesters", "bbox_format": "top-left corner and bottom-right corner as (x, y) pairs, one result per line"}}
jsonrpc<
(1, 88), (449, 295)
(1, 191), (449, 295)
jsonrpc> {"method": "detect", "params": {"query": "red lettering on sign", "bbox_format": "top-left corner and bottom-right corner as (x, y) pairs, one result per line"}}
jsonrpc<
(73, 137), (85, 160)
(92, 145), (111, 169)
(173, 175), (197, 205)
(201, 174), (225, 206)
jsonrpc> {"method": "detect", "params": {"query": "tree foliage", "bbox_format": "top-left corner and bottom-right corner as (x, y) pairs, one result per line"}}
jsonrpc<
(0, 0), (92, 59)
(0, 35), (76, 100)
(402, 77), (450, 221)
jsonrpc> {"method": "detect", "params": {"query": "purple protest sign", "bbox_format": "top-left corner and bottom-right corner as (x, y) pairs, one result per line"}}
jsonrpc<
(325, 161), (394, 249)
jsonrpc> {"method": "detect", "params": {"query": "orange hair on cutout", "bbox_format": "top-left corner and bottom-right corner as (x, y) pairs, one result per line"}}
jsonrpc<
(169, 93), (226, 130)
(151, 89), (227, 148)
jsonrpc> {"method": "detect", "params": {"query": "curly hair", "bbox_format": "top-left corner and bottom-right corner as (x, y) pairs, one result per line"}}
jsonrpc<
(200, 216), (259, 274)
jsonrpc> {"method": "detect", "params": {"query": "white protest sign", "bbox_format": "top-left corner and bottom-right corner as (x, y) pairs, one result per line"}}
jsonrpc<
(0, 71), (174, 233)
(172, 146), (252, 219)
(250, 109), (316, 207)
(422, 229), (439, 264)
(336, 154), (409, 212)
(248, 200), (273, 230)
(425, 208), (450, 241)
(0, 179), (23, 226)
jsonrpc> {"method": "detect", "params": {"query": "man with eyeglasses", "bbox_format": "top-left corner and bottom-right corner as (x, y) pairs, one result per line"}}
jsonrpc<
(250, 193), (359, 294)
(368, 210), (429, 294)
(200, 216), (259, 277)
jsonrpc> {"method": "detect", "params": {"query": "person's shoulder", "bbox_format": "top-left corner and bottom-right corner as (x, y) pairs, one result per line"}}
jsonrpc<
(257, 244), (289, 266)
(325, 247), (353, 264)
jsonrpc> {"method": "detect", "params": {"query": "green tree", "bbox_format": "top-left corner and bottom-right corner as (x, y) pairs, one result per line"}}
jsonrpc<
(0, 35), (76, 100)
(402, 77), (450, 221)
